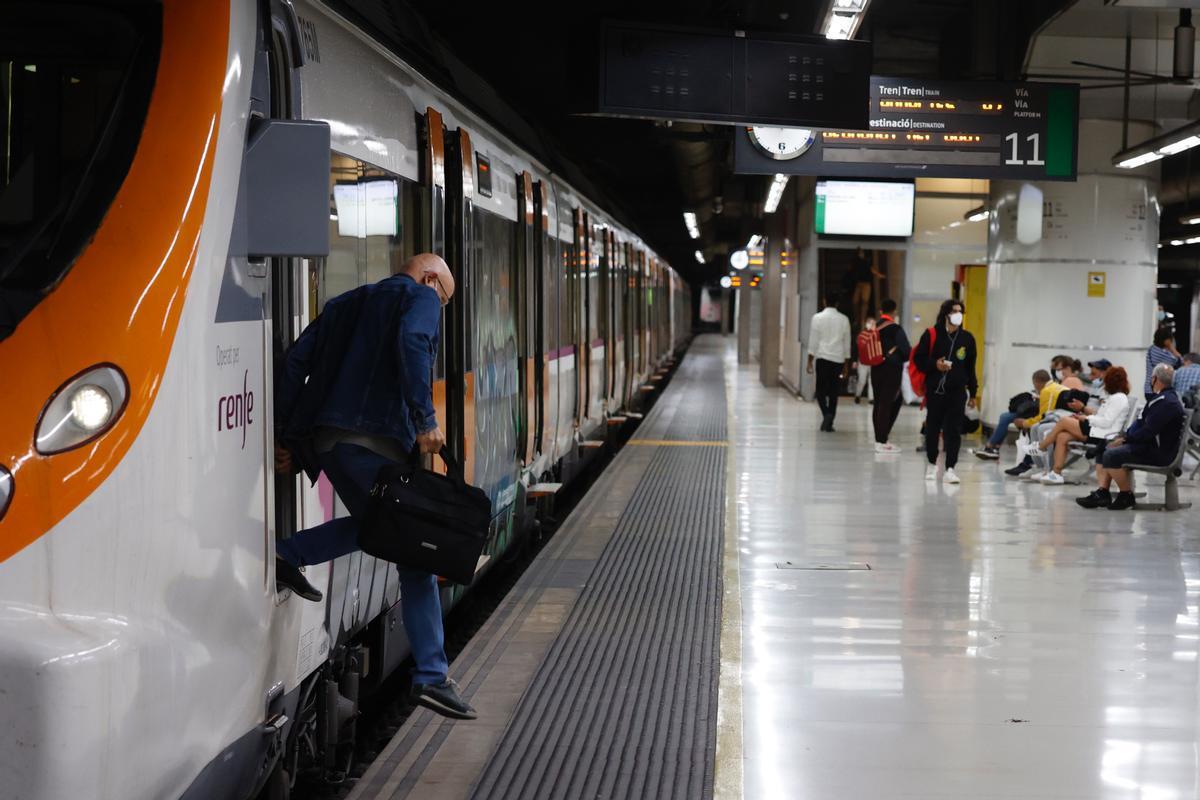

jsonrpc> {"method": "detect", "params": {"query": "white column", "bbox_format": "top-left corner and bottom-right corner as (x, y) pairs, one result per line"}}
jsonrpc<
(983, 119), (1158, 418)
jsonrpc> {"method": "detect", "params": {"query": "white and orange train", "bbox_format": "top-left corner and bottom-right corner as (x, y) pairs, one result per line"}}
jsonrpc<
(0, 2), (689, 798)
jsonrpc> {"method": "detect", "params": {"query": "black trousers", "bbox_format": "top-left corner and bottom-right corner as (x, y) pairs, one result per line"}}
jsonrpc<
(814, 358), (842, 422)
(870, 365), (903, 444)
(925, 388), (967, 468)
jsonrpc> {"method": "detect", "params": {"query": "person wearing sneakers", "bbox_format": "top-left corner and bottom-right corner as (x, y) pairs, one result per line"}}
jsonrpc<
(975, 370), (1052, 460)
(1002, 370), (1066, 477)
(870, 299), (911, 453)
(1078, 364), (1185, 510)
(913, 298), (978, 483)
(1032, 366), (1131, 485)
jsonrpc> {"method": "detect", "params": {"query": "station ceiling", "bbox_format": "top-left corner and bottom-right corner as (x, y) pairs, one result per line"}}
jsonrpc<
(370, 0), (1069, 284)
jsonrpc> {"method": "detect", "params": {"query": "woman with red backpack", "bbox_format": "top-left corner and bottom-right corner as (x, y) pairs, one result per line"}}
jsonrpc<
(911, 298), (978, 484)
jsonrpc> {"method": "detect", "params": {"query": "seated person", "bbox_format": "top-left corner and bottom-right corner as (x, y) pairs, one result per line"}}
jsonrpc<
(1056, 357), (1086, 391)
(998, 372), (1070, 474)
(1173, 352), (1200, 404)
(976, 370), (1055, 460)
(1032, 366), (1131, 484)
(1085, 358), (1112, 403)
(1077, 364), (1186, 511)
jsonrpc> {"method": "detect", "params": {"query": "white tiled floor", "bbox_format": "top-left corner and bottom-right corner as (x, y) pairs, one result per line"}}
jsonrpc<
(724, 338), (1200, 799)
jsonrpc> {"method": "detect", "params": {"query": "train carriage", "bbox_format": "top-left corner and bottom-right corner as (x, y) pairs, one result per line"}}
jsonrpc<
(0, 1), (688, 798)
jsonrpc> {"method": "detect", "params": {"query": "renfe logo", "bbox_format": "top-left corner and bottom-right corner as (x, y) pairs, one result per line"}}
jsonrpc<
(218, 369), (255, 449)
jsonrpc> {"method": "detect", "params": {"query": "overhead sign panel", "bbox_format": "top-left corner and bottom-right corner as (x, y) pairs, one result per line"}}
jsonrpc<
(735, 77), (1079, 181)
(589, 22), (872, 129)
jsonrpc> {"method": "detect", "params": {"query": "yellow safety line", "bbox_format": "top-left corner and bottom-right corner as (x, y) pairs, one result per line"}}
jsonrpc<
(713, 354), (744, 800)
(625, 439), (729, 447)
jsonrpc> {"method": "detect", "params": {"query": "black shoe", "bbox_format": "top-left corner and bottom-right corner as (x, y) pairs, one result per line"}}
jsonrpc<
(412, 679), (478, 720)
(1107, 491), (1136, 511)
(1076, 489), (1112, 509)
(276, 557), (323, 602)
(974, 447), (1000, 461)
(854, 396), (861, 405)
(1005, 461), (1033, 477)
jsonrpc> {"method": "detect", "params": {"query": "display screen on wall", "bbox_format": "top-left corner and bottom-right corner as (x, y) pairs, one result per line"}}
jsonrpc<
(814, 179), (914, 237)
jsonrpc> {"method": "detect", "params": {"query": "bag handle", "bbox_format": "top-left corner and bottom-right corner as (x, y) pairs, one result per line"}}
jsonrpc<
(406, 445), (468, 485)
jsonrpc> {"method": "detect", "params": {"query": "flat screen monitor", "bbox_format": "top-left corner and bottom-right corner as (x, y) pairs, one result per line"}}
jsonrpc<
(815, 179), (915, 238)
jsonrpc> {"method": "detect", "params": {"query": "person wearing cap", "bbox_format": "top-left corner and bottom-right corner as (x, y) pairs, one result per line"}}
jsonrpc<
(1174, 352), (1200, 402)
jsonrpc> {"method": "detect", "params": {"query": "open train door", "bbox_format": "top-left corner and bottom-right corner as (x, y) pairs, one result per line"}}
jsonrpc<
(442, 122), (474, 480)
(515, 172), (537, 466)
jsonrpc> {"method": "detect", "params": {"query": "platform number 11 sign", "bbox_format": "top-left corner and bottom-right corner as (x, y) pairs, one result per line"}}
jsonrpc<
(1004, 133), (1045, 166)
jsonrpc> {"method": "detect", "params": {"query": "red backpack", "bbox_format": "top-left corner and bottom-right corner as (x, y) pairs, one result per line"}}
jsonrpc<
(907, 326), (937, 398)
(857, 327), (884, 367)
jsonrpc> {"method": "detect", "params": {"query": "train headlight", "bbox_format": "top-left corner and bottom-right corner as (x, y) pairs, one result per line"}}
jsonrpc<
(70, 386), (113, 432)
(0, 466), (11, 521)
(35, 365), (129, 455)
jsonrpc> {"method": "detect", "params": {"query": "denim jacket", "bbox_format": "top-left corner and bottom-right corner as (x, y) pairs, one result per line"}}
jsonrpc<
(276, 274), (441, 478)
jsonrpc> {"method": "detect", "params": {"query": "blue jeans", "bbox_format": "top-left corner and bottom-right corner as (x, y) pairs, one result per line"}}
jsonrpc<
(277, 443), (448, 686)
(987, 411), (1021, 447)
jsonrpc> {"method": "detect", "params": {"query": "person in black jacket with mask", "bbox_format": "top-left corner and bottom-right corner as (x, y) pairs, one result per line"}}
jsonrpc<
(912, 298), (978, 484)
(870, 299), (911, 452)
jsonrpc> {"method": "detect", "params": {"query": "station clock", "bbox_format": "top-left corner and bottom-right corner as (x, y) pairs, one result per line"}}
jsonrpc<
(747, 126), (816, 160)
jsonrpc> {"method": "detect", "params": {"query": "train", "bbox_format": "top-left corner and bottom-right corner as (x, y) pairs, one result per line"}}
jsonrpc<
(0, 1), (690, 798)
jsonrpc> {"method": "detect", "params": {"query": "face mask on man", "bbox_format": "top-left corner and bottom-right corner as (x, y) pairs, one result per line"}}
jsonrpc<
(1054, 369), (1063, 381)
(948, 312), (963, 327)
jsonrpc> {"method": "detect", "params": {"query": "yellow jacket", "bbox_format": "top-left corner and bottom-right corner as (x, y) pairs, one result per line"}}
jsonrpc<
(1023, 381), (1064, 426)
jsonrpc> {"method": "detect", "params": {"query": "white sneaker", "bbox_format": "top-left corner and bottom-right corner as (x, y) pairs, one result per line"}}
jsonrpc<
(874, 442), (900, 454)
(944, 468), (961, 484)
(1040, 471), (1065, 485)
(1021, 471), (1044, 482)
(925, 464), (938, 481)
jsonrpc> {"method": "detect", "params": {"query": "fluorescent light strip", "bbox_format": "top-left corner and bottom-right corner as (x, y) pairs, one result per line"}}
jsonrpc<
(683, 211), (700, 239)
(1181, 213), (1200, 226)
(1114, 119), (1200, 168)
(694, 250), (705, 264)
(764, 174), (789, 214)
(823, 0), (870, 40)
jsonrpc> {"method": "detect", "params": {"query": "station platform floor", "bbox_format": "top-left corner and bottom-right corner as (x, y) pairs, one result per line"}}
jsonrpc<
(349, 334), (1200, 800)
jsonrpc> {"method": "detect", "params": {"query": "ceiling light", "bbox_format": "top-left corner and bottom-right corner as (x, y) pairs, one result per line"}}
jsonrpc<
(1171, 239), (1185, 246)
(1180, 213), (1200, 225)
(719, 276), (732, 289)
(824, 12), (856, 39)
(764, 174), (789, 214)
(965, 205), (989, 222)
(746, 234), (764, 250)
(730, 250), (750, 270)
(694, 250), (706, 264)
(683, 211), (700, 239)
(1114, 119), (1200, 168)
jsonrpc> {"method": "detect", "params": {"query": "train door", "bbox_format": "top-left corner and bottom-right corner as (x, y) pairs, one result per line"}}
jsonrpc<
(443, 125), (473, 479)
(623, 242), (635, 406)
(531, 180), (550, 460)
(573, 208), (588, 425)
(260, 3), (304, 568)
(515, 172), (536, 466)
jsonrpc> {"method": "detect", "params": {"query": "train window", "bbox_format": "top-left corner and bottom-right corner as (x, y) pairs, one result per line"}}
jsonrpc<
(0, 2), (161, 341)
(317, 153), (420, 314)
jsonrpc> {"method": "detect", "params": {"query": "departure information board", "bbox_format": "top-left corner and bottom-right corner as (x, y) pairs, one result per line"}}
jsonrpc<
(734, 77), (1079, 181)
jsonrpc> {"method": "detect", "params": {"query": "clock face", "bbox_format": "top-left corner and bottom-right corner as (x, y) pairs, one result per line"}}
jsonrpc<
(748, 126), (816, 160)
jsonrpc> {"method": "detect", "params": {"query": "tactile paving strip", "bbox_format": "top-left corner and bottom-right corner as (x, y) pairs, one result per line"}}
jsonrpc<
(469, 351), (726, 800)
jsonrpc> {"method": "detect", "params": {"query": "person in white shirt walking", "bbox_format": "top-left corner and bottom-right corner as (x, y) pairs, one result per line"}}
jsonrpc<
(806, 294), (852, 432)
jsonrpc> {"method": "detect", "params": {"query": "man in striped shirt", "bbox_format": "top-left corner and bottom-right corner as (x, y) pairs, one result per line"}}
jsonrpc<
(1145, 328), (1182, 396)
(1174, 352), (1200, 403)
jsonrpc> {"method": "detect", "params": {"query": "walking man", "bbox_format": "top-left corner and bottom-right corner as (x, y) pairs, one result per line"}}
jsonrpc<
(273, 252), (477, 720)
(807, 294), (852, 432)
(870, 299), (911, 452)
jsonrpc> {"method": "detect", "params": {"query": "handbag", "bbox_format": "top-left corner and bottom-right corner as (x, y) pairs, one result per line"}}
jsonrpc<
(361, 446), (492, 585)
